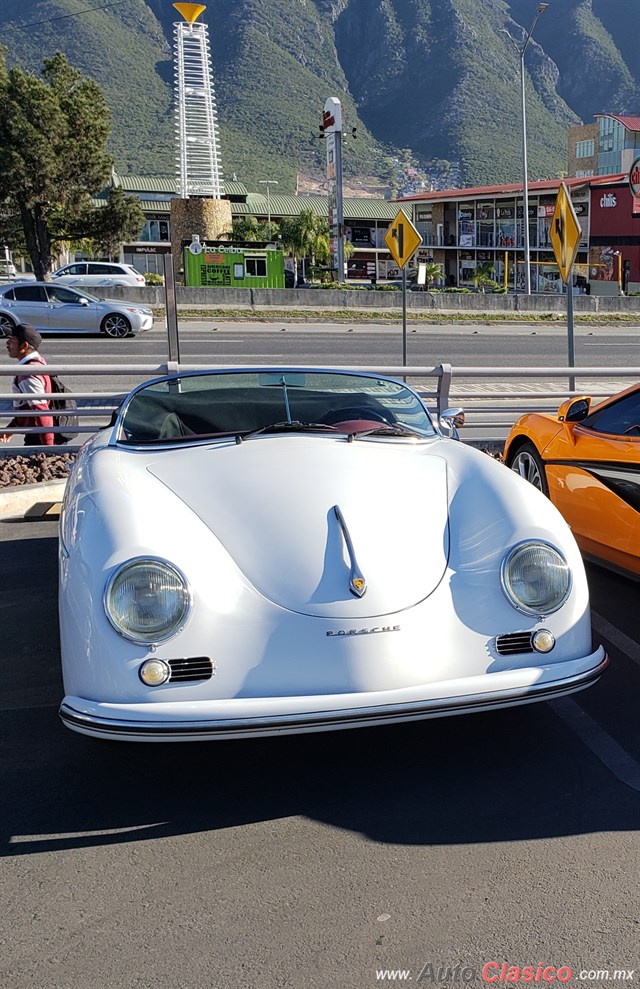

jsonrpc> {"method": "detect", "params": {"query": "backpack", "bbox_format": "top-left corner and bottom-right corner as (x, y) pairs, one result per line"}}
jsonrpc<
(49, 375), (79, 445)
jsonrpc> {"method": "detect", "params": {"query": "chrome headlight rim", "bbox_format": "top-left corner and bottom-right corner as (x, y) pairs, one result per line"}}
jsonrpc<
(104, 556), (192, 644)
(500, 539), (572, 617)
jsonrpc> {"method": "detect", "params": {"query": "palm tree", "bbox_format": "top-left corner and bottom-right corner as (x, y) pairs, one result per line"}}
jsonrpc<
(279, 209), (330, 283)
(409, 261), (443, 290)
(473, 261), (496, 293)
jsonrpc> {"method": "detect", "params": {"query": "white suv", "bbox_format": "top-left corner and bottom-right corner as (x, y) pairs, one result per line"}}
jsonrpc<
(52, 261), (146, 287)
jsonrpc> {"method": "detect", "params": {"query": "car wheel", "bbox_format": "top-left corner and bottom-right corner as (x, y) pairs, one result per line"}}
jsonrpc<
(101, 313), (132, 338)
(0, 313), (16, 335)
(508, 441), (549, 496)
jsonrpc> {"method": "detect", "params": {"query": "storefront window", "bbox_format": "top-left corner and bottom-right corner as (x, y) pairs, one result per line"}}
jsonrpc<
(476, 204), (494, 246)
(516, 204), (538, 249)
(537, 202), (555, 249)
(458, 251), (475, 286)
(458, 204), (475, 247)
(495, 202), (516, 247)
(416, 208), (433, 246)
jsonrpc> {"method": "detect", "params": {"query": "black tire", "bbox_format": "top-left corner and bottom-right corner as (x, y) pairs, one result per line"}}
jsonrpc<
(321, 407), (391, 426)
(0, 313), (16, 336)
(101, 313), (132, 338)
(507, 440), (549, 496)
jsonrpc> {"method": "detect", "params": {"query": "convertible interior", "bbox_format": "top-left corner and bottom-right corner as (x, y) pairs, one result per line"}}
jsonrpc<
(119, 386), (405, 443)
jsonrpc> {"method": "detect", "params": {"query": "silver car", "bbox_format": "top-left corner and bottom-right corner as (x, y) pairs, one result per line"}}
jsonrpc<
(0, 282), (153, 338)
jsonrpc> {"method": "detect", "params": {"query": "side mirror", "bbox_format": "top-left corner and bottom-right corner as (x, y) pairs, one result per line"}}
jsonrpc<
(440, 408), (465, 440)
(78, 297), (90, 306)
(558, 397), (591, 423)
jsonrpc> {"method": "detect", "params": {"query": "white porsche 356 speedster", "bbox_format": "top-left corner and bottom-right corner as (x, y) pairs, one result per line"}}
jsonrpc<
(58, 368), (607, 741)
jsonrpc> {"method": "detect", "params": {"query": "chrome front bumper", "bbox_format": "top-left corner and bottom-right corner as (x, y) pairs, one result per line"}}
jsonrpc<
(59, 648), (608, 742)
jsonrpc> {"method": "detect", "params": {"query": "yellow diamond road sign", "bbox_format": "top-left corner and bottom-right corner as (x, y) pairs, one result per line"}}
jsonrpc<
(550, 184), (581, 284)
(384, 210), (422, 269)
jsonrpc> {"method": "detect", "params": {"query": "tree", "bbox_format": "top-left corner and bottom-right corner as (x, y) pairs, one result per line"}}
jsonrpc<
(279, 210), (330, 282)
(231, 216), (273, 242)
(83, 188), (145, 258)
(473, 261), (496, 293)
(0, 51), (116, 279)
(409, 261), (443, 290)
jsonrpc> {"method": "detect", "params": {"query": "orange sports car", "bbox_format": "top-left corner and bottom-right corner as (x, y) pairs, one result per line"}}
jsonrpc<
(503, 382), (640, 579)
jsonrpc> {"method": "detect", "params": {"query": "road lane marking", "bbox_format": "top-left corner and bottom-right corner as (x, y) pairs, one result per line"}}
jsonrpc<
(549, 610), (640, 791)
(592, 611), (640, 670)
(550, 697), (640, 792)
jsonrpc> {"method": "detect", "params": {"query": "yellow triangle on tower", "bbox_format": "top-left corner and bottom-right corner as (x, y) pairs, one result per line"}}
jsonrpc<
(173, 3), (206, 24)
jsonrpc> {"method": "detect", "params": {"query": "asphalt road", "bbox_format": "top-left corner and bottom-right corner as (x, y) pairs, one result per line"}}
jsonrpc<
(29, 317), (640, 373)
(1, 518), (639, 989)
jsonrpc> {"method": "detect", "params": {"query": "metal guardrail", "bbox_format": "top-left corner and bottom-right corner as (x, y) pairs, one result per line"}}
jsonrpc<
(0, 362), (639, 450)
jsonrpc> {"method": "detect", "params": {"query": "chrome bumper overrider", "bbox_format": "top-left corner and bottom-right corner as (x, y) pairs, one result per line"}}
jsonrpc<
(59, 649), (608, 742)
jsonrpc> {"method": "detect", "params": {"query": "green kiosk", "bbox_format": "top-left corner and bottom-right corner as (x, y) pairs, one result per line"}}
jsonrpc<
(183, 240), (286, 288)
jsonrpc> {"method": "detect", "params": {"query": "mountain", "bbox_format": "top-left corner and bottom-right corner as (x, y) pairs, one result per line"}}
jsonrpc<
(1, 0), (639, 192)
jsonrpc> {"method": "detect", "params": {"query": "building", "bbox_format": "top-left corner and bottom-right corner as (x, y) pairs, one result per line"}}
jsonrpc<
(588, 175), (640, 295)
(102, 173), (407, 282)
(568, 114), (640, 178)
(397, 174), (640, 295)
(397, 178), (590, 293)
(568, 122), (598, 178)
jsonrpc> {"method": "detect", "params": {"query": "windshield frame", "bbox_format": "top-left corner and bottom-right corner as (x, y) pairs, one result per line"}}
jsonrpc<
(109, 367), (437, 448)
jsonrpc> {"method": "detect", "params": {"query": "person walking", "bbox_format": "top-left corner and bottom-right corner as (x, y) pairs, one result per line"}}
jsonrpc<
(0, 323), (54, 446)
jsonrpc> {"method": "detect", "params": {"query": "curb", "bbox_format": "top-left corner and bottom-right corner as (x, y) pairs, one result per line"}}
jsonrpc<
(0, 479), (67, 521)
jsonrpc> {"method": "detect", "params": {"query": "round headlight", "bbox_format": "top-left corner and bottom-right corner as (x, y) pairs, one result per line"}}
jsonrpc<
(501, 541), (571, 616)
(105, 558), (191, 642)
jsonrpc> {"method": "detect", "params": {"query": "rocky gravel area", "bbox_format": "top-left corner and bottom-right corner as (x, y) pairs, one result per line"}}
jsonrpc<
(0, 452), (76, 488)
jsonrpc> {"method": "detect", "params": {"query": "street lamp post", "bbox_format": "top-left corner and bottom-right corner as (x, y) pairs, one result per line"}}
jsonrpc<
(259, 180), (279, 232)
(504, 3), (549, 295)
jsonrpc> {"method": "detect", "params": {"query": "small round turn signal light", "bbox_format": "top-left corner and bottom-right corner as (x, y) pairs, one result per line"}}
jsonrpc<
(532, 629), (556, 654)
(139, 659), (170, 686)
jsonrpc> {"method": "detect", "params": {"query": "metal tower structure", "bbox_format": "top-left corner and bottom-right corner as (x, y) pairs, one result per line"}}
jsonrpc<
(173, 3), (224, 198)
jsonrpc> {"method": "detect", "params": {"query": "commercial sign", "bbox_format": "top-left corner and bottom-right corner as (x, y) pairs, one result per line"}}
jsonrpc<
(629, 156), (640, 216)
(628, 155), (640, 198)
(324, 97), (344, 277)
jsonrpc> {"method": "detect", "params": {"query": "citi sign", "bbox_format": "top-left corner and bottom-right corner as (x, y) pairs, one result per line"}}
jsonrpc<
(600, 193), (617, 208)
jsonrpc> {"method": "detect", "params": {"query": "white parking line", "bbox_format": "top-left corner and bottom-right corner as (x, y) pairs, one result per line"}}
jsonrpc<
(549, 610), (640, 792)
(592, 612), (640, 670)
(550, 697), (640, 792)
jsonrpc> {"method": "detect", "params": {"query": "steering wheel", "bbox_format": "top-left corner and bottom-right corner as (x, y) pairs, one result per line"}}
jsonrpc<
(321, 407), (391, 426)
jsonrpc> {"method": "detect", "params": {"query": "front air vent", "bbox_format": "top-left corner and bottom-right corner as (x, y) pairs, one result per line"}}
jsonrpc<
(495, 632), (534, 656)
(168, 657), (214, 682)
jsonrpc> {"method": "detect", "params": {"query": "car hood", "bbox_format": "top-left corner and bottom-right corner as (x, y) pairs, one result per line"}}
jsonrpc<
(147, 436), (450, 618)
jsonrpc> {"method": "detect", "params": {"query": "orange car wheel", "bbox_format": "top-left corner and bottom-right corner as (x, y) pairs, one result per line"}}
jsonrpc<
(508, 441), (549, 497)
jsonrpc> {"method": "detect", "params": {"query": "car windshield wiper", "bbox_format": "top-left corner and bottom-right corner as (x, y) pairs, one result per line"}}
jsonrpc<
(241, 420), (339, 440)
(348, 423), (426, 441)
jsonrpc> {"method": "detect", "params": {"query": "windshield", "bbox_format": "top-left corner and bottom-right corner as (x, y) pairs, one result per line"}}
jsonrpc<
(116, 370), (436, 444)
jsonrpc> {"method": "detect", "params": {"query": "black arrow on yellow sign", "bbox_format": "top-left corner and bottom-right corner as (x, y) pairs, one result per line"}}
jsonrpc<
(384, 211), (422, 270)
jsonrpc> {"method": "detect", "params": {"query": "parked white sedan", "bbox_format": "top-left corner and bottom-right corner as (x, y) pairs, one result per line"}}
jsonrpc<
(58, 368), (607, 742)
(0, 282), (153, 337)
